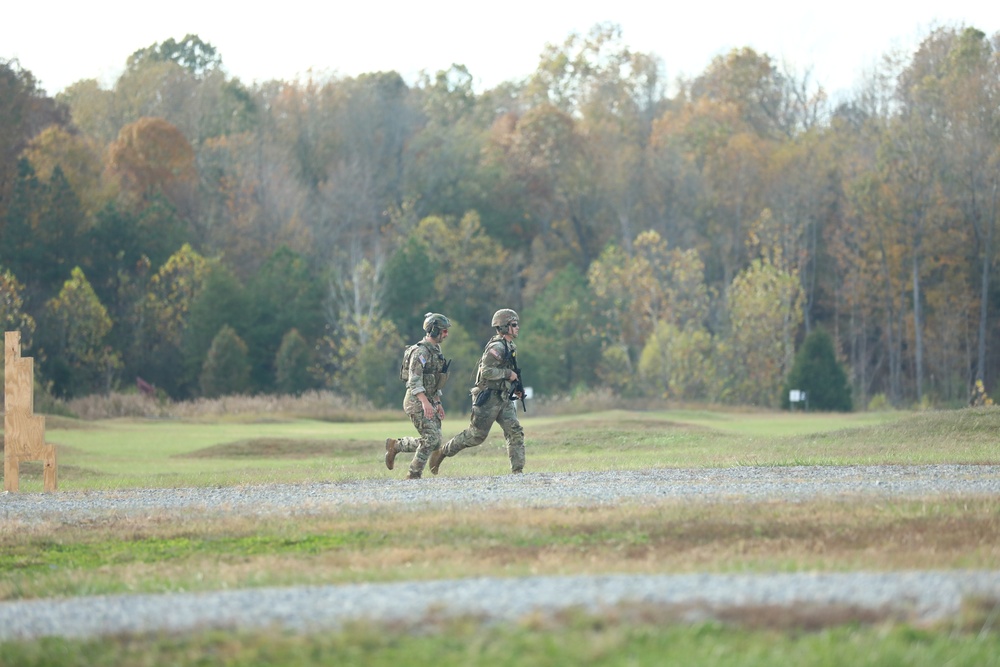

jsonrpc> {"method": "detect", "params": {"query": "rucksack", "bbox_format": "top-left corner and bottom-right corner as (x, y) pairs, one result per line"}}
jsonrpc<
(399, 342), (426, 382)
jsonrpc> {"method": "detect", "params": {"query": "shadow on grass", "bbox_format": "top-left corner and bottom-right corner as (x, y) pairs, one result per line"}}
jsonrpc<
(175, 438), (379, 459)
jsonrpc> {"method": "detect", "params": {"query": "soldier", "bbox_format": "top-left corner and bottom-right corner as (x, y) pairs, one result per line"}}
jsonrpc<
(429, 308), (525, 475)
(385, 312), (452, 479)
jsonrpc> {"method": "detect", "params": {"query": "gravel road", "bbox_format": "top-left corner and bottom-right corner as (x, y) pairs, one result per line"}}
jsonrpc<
(2, 464), (999, 641)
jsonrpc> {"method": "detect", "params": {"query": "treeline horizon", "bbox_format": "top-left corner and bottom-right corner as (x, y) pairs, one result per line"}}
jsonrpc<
(0, 22), (997, 411)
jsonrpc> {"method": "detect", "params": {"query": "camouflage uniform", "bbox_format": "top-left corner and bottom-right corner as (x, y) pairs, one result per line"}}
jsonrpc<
(392, 337), (449, 477)
(438, 332), (525, 473)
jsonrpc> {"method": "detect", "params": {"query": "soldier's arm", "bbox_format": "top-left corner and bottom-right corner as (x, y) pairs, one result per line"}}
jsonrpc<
(407, 346), (437, 417)
(406, 349), (427, 396)
(479, 343), (515, 382)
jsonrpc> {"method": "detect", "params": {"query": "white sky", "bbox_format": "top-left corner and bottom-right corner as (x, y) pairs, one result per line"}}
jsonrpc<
(3, 1), (999, 102)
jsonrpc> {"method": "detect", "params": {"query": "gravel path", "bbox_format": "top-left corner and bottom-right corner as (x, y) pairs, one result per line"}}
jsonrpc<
(1, 464), (999, 641)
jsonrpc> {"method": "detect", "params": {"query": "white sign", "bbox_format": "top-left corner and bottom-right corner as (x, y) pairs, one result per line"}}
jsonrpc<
(789, 390), (803, 402)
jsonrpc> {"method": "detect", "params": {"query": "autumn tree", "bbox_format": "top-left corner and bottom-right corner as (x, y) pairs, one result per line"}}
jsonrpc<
(57, 79), (120, 144)
(485, 103), (606, 269)
(925, 27), (1000, 392)
(0, 58), (70, 228)
(105, 117), (197, 221)
(635, 243), (717, 401)
(134, 244), (211, 396)
(413, 211), (512, 328)
(126, 34), (222, 77)
(0, 269), (37, 353)
(22, 124), (110, 220)
(690, 47), (823, 140)
(638, 320), (718, 401)
(523, 23), (666, 254)
(197, 129), (311, 275)
(724, 248), (803, 406)
(404, 65), (489, 222)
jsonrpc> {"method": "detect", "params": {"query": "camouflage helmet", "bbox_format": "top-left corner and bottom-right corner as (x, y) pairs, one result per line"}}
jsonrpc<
(423, 312), (451, 337)
(491, 308), (519, 329)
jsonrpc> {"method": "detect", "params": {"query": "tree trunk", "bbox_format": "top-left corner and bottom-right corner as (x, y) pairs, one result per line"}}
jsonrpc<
(911, 250), (923, 403)
(976, 207), (994, 384)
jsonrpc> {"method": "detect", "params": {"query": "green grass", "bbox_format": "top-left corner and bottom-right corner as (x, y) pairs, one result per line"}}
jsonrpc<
(17, 406), (996, 491)
(1, 616), (998, 666)
(3, 406), (999, 663)
(3, 496), (997, 600)
(0, 531), (372, 573)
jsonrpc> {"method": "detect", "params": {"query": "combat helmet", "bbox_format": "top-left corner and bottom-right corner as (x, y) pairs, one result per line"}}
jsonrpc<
(423, 312), (451, 338)
(491, 308), (519, 334)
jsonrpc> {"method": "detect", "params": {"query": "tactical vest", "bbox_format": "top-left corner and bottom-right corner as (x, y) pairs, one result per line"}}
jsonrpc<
(400, 341), (450, 394)
(475, 337), (515, 390)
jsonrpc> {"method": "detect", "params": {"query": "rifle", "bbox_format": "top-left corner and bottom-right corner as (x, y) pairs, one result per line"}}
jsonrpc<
(508, 348), (527, 413)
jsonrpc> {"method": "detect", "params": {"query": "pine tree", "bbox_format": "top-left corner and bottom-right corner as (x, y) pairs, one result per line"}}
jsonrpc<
(275, 328), (314, 395)
(783, 328), (853, 412)
(200, 324), (251, 398)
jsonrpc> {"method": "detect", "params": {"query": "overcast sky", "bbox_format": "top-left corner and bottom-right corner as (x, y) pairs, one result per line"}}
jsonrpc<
(3, 1), (999, 101)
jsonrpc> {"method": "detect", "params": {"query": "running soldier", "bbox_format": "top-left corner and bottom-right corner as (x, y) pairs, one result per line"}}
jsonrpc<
(429, 308), (525, 475)
(385, 312), (451, 479)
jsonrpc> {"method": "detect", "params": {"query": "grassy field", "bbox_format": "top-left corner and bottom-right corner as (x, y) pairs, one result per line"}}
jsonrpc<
(12, 405), (999, 491)
(2, 405), (999, 665)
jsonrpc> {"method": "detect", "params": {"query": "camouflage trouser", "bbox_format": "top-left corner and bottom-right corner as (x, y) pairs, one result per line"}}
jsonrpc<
(394, 406), (442, 476)
(441, 388), (525, 472)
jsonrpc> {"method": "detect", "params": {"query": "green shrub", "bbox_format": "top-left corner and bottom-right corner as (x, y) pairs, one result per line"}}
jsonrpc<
(867, 393), (892, 412)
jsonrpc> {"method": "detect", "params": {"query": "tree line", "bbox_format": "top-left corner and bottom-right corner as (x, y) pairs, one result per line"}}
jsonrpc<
(0, 24), (997, 411)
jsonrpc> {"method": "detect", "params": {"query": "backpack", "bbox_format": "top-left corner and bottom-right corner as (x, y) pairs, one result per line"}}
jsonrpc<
(399, 342), (426, 382)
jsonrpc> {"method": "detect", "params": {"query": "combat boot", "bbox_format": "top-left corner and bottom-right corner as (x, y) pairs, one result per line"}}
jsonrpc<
(406, 470), (421, 479)
(384, 438), (398, 470)
(429, 448), (445, 475)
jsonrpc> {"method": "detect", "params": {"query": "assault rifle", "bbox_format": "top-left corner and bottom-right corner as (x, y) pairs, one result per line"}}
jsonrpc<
(509, 348), (527, 413)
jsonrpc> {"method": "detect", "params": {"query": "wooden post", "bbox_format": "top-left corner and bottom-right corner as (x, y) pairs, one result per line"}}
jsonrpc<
(4, 331), (56, 492)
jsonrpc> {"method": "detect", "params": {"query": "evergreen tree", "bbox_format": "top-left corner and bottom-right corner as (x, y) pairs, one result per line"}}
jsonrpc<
(182, 264), (249, 397)
(37, 166), (85, 291)
(1, 159), (41, 294)
(86, 202), (142, 303)
(246, 247), (324, 393)
(782, 328), (853, 412)
(520, 265), (599, 396)
(200, 324), (251, 397)
(275, 328), (315, 395)
(382, 235), (439, 338)
(199, 324), (250, 398)
(39, 267), (120, 397)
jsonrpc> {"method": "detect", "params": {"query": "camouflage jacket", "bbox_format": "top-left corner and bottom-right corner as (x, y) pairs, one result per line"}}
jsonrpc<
(475, 335), (517, 392)
(404, 338), (448, 403)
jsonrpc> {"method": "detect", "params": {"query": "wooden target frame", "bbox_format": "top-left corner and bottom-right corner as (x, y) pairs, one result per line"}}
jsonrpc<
(4, 331), (56, 492)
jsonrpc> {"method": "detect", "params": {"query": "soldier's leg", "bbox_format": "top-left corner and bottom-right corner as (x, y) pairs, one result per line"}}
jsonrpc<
(393, 410), (428, 453)
(407, 414), (442, 478)
(393, 438), (420, 454)
(497, 402), (525, 473)
(441, 404), (497, 457)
